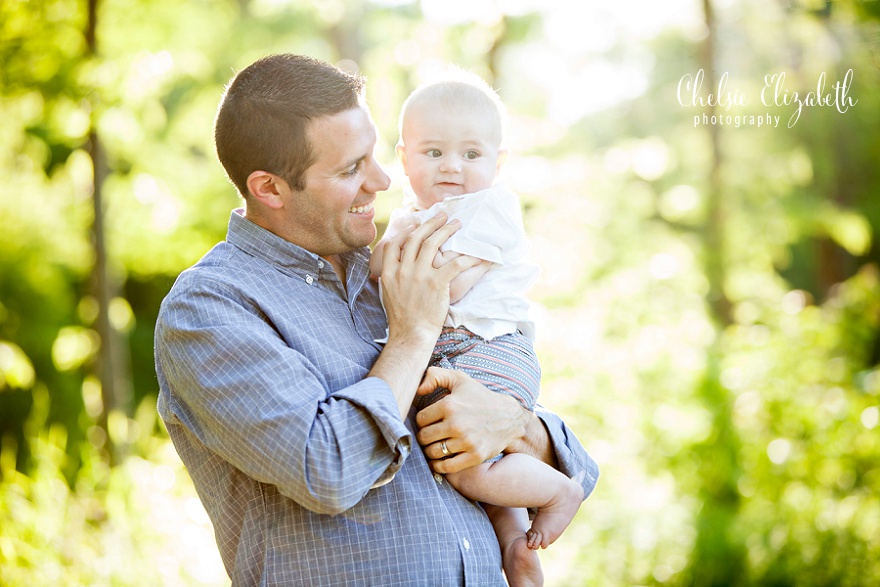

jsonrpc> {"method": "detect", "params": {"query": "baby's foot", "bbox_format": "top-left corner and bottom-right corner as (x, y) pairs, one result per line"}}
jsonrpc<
(501, 534), (544, 587)
(527, 479), (583, 549)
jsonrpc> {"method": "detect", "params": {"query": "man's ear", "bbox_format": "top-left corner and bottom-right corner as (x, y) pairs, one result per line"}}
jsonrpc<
(495, 149), (509, 175)
(246, 171), (287, 210)
(395, 143), (409, 175)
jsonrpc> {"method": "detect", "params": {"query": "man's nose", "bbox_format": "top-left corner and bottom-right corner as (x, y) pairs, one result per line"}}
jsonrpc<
(365, 159), (391, 193)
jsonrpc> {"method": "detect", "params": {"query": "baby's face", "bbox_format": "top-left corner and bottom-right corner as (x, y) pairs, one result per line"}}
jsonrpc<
(398, 105), (503, 209)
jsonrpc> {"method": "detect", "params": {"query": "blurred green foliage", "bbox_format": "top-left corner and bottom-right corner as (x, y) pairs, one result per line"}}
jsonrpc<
(1, 388), (227, 585)
(1, 0), (878, 585)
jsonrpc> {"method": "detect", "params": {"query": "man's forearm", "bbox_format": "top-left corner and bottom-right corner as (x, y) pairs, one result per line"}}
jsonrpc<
(369, 332), (435, 419)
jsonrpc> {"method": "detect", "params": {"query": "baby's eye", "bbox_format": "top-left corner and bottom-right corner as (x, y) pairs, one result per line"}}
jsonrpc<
(427, 149), (442, 158)
(464, 151), (480, 160)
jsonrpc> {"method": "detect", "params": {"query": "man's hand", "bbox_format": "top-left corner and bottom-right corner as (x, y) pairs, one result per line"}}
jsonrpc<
(380, 214), (480, 345)
(368, 214), (482, 418)
(414, 367), (549, 474)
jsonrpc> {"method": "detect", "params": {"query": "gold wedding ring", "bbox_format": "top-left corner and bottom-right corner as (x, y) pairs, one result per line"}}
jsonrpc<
(440, 440), (450, 456)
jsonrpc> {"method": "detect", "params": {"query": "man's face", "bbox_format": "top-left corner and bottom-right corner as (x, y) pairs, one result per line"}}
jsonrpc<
(280, 106), (390, 259)
(398, 104), (502, 210)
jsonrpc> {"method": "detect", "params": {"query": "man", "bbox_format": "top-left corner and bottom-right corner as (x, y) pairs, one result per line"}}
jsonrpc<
(155, 53), (599, 586)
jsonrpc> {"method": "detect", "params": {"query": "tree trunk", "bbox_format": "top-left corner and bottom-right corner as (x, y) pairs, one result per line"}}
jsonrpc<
(86, 0), (131, 464)
(686, 2), (746, 585)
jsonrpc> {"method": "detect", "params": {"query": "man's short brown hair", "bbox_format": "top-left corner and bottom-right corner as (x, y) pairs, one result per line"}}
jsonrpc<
(214, 54), (365, 196)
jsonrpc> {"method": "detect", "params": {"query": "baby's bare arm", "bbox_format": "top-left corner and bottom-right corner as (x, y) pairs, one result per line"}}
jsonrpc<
(435, 251), (491, 303)
(369, 240), (388, 280)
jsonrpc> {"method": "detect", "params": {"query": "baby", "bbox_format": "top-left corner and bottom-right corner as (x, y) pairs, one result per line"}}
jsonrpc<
(370, 70), (584, 587)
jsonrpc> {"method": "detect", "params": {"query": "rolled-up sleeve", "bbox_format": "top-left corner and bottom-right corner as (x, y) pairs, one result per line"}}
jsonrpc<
(534, 406), (600, 499)
(156, 278), (411, 516)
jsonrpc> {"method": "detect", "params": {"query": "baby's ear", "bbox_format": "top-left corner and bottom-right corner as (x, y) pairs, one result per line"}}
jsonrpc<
(496, 149), (509, 174)
(395, 143), (409, 174)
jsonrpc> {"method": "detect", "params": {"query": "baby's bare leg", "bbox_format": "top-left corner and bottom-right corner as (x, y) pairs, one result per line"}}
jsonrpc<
(446, 454), (583, 550)
(483, 504), (543, 587)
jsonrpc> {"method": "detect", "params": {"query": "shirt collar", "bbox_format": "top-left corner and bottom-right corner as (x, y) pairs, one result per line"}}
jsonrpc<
(403, 185), (485, 212)
(225, 208), (369, 273)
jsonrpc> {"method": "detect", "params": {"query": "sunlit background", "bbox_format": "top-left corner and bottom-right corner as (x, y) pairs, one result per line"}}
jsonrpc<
(2, 0), (879, 585)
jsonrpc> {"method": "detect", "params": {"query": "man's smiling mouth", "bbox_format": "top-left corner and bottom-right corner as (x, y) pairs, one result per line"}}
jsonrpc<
(348, 203), (374, 214)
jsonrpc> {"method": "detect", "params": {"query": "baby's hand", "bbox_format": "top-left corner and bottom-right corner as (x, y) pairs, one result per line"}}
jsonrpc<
(432, 249), (462, 269)
(436, 252), (491, 304)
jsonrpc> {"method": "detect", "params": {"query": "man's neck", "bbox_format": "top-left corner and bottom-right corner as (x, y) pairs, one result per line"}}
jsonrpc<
(325, 254), (347, 291)
(242, 204), (349, 292)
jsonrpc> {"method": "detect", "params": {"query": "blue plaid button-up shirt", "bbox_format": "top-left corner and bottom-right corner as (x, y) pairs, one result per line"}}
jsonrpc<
(155, 209), (599, 586)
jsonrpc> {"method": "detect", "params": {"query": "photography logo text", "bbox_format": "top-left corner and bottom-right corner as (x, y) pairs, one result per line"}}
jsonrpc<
(677, 68), (857, 129)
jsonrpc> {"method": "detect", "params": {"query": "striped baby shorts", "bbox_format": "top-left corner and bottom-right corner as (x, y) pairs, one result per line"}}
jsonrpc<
(415, 326), (541, 412)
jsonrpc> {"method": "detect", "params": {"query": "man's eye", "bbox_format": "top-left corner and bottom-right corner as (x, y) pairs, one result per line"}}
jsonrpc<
(343, 162), (361, 177)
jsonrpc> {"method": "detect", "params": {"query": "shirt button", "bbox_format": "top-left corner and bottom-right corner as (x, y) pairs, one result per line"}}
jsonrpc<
(317, 261), (325, 269)
(305, 275), (314, 285)
(433, 473), (444, 485)
(462, 538), (471, 551)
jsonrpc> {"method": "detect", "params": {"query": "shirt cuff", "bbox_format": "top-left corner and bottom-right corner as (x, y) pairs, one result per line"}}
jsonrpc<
(534, 406), (600, 500)
(332, 376), (413, 487)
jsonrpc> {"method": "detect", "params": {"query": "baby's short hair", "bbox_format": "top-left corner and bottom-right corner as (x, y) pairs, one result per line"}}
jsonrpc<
(399, 67), (507, 146)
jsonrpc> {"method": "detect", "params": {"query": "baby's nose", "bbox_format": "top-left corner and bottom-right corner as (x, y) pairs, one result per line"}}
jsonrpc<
(439, 158), (461, 172)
